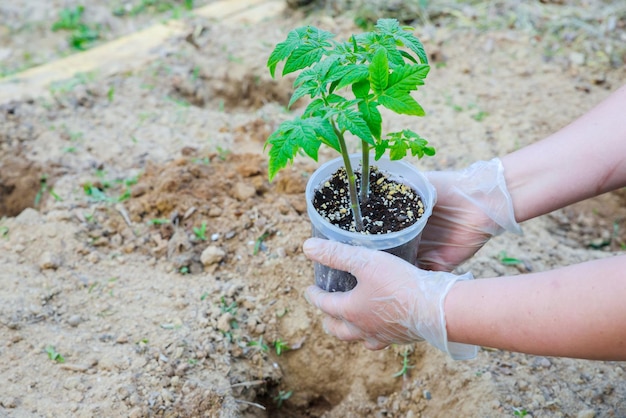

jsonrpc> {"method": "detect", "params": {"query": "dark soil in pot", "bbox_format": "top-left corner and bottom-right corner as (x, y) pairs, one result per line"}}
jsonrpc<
(313, 166), (426, 234)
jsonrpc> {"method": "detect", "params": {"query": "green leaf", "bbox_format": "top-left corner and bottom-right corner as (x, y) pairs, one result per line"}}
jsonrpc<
(396, 32), (429, 65)
(378, 93), (425, 116)
(267, 30), (301, 78)
(387, 64), (430, 93)
(282, 26), (335, 75)
(369, 48), (389, 94)
(389, 140), (409, 160)
(283, 43), (325, 75)
(358, 101), (382, 140)
(302, 25), (336, 45)
(268, 26), (335, 77)
(399, 50), (418, 64)
(375, 18), (428, 64)
(328, 79), (340, 94)
(374, 19), (402, 36)
(292, 55), (340, 100)
(377, 130), (435, 161)
(314, 54), (341, 82)
(303, 98), (325, 117)
(310, 117), (340, 152)
(377, 36), (405, 67)
(377, 65), (429, 116)
(352, 79), (370, 98)
(293, 66), (317, 87)
(266, 132), (295, 181)
(326, 94), (347, 105)
(335, 64), (369, 90)
(337, 109), (374, 145)
(408, 133), (436, 158)
(266, 119), (321, 180)
(374, 142), (387, 160)
(289, 82), (315, 108)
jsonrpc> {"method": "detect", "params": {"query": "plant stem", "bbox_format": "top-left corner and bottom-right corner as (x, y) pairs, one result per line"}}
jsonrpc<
(334, 123), (364, 231)
(360, 141), (370, 203)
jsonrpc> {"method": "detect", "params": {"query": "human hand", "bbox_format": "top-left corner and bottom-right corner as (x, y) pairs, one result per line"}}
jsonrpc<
(417, 158), (522, 271)
(303, 238), (477, 360)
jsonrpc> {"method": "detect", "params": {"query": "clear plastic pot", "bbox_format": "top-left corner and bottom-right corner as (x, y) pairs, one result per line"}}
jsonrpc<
(305, 154), (436, 292)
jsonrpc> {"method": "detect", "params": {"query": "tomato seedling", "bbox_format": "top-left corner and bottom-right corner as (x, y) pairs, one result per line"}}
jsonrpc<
(266, 18), (435, 231)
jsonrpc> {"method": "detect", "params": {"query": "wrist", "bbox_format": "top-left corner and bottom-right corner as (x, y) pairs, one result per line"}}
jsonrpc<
(444, 279), (473, 345)
(450, 158), (522, 236)
(417, 271), (478, 360)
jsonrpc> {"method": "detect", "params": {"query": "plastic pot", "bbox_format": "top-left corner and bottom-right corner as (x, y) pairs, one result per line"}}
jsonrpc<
(305, 154), (436, 292)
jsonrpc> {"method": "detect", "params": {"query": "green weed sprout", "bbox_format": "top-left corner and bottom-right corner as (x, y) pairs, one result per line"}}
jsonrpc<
(247, 336), (269, 352)
(51, 6), (99, 51)
(273, 390), (293, 408)
(273, 339), (290, 356)
(220, 297), (237, 315)
(35, 175), (62, 207)
(392, 347), (414, 377)
(193, 221), (208, 241)
(266, 18), (435, 231)
(498, 251), (523, 266)
(45, 346), (65, 363)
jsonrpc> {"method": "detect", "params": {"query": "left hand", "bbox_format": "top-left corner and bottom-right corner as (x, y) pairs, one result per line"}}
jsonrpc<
(303, 238), (477, 359)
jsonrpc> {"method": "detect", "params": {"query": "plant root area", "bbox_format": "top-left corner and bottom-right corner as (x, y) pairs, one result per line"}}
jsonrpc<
(313, 167), (425, 234)
(1, 1), (626, 417)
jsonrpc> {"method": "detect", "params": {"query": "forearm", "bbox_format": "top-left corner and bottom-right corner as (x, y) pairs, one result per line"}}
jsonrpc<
(444, 255), (626, 360)
(501, 84), (626, 222)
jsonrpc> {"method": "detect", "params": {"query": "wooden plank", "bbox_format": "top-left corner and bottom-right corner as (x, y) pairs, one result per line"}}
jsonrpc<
(0, 0), (284, 103)
(222, 0), (286, 23)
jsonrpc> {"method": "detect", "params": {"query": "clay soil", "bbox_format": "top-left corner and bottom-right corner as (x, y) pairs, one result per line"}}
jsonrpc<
(1, 1), (626, 417)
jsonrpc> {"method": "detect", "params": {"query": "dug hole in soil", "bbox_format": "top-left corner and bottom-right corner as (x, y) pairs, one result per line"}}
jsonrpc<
(1, 2), (626, 417)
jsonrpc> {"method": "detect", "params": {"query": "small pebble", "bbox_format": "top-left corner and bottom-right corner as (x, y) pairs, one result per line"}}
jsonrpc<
(200, 246), (225, 266)
(39, 252), (61, 270)
(577, 410), (596, 418)
(217, 313), (234, 332)
(67, 315), (82, 327)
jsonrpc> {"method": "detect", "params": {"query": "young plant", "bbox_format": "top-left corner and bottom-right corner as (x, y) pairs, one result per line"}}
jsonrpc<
(273, 390), (293, 408)
(148, 218), (170, 225)
(193, 221), (208, 241)
(51, 6), (100, 51)
(253, 231), (271, 255)
(220, 296), (238, 315)
(35, 174), (62, 207)
(273, 339), (290, 356)
(498, 251), (523, 266)
(45, 345), (65, 363)
(266, 19), (435, 231)
(247, 336), (269, 352)
(392, 347), (414, 377)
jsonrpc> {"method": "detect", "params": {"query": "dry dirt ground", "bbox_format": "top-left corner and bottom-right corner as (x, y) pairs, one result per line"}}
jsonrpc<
(1, 1), (626, 417)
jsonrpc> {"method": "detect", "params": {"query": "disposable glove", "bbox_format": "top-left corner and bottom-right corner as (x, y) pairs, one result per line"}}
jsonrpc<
(418, 158), (522, 272)
(304, 238), (478, 360)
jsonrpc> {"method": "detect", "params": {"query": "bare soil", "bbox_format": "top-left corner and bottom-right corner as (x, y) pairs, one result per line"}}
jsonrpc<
(1, 1), (626, 417)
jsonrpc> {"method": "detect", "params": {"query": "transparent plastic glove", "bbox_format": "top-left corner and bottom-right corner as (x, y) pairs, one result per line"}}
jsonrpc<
(304, 238), (478, 360)
(418, 158), (522, 272)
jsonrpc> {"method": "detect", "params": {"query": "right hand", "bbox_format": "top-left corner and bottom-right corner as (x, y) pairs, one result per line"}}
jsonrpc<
(417, 158), (522, 272)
